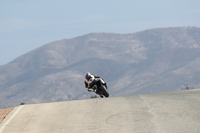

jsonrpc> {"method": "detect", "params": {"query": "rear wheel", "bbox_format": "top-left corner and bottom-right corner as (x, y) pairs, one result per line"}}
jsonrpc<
(99, 85), (109, 97)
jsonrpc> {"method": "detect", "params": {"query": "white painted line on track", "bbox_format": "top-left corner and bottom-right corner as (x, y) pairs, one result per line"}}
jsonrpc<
(0, 105), (25, 133)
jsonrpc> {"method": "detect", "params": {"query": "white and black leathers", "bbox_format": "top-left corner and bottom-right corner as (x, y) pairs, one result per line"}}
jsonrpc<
(84, 73), (107, 93)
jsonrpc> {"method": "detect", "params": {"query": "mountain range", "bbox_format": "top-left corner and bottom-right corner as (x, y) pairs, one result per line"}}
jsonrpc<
(0, 26), (200, 109)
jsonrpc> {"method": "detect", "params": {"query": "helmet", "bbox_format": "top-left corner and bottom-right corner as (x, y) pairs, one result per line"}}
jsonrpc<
(85, 72), (90, 77)
(85, 72), (94, 84)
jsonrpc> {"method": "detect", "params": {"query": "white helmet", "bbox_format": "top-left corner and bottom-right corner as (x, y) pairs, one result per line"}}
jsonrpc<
(85, 72), (95, 84)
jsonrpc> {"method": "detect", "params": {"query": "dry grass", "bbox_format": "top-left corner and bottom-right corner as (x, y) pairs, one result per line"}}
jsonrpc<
(0, 107), (14, 123)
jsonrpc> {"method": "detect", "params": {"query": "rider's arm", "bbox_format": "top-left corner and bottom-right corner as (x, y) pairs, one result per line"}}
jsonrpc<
(88, 79), (96, 88)
(84, 80), (88, 88)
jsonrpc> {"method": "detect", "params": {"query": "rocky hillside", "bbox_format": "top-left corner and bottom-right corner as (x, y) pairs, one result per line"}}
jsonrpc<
(0, 27), (200, 108)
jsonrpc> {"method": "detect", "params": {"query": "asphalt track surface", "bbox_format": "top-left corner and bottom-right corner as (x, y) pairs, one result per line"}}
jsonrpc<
(0, 89), (200, 133)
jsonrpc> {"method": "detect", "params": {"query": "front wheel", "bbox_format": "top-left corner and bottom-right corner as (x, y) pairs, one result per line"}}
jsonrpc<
(99, 85), (109, 97)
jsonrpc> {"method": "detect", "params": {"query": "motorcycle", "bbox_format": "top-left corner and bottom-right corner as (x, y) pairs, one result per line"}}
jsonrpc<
(90, 78), (109, 98)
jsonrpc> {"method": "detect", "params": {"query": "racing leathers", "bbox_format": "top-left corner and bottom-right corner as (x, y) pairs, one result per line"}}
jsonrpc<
(84, 74), (107, 94)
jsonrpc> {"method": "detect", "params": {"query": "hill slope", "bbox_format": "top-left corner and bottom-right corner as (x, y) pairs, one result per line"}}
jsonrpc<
(0, 27), (200, 108)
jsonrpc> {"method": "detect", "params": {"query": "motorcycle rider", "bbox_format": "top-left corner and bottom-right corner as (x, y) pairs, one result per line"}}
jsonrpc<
(84, 72), (108, 97)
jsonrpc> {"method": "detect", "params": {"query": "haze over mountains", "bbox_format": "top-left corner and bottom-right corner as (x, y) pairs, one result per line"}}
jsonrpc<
(0, 27), (200, 109)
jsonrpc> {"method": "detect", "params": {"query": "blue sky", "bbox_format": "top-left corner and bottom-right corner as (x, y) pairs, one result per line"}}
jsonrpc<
(0, 0), (200, 65)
